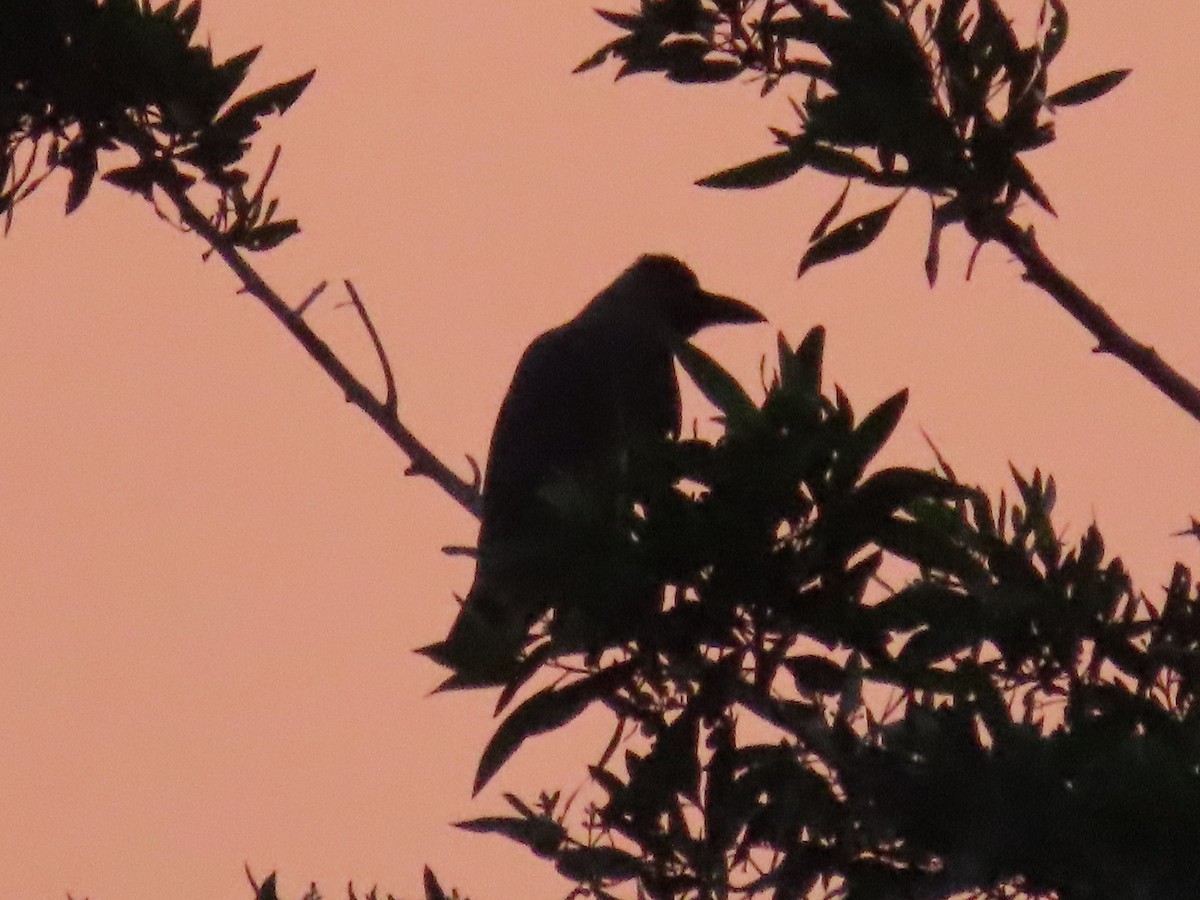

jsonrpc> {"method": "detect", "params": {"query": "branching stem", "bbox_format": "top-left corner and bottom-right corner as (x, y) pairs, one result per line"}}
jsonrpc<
(158, 177), (483, 518)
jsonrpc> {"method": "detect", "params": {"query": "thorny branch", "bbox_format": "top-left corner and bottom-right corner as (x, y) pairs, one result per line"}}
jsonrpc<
(156, 175), (483, 519)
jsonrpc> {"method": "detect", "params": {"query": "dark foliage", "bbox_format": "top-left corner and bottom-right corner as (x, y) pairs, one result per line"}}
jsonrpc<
(436, 330), (1200, 900)
(579, 0), (1128, 284)
(0, 0), (312, 248)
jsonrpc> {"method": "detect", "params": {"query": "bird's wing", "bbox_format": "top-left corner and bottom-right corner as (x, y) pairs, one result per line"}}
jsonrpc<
(479, 323), (621, 543)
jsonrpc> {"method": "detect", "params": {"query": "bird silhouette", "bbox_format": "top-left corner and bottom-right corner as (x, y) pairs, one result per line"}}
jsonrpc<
(421, 255), (765, 687)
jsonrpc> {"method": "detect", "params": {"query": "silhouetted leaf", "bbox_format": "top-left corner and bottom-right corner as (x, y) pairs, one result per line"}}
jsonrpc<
(475, 662), (635, 794)
(240, 219), (299, 251)
(574, 42), (618, 74)
(852, 467), (969, 529)
(696, 149), (804, 189)
(176, 0), (202, 40)
(806, 144), (877, 179)
(255, 873), (279, 900)
(675, 340), (758, 430)
(1041, 0), (1069, 63)
(422, 867), (449, 900)
(221, 69), (315, 123)
(899, 621), (980, 666)
(102, 165), (157, 200)
(455, 815), (566, 857)
(872, 582), (975, 631)
(64, 146), (98, 214)
(1047, 68), (1130, 107)
(874, 518), (979, 577)
(212, 45), (262, 106)
(810, 179), (851, 242)
(836, 389), (908, 485)
(798, 197), (900, 276)
(556, 846), (644, 883)
(785, 655), (845, 694)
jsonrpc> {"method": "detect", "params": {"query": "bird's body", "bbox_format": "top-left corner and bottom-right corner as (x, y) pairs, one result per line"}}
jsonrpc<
(423, 255), (765, 686)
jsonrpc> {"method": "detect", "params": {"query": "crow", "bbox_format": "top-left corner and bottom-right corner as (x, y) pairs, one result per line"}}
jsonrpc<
(422, 254), (765, 687)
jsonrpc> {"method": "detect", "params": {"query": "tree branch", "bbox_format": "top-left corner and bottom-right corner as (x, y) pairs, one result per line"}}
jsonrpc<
(157, 178), (484, 518)
(985, 216), (1200, 425)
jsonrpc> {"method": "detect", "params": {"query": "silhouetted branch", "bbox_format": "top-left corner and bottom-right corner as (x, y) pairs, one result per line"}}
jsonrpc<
(982, 215), (1200, 424)
(157, 176), (482, 518)
(342, 280), (398, 413)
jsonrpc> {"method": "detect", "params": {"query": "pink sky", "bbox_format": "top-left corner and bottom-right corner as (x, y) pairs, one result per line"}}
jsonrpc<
(2, 2), (1198, 899)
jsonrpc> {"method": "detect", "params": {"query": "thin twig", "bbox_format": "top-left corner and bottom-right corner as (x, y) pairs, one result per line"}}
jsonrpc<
(985, 216), (1200, 425)
(157, 176), (483, 518)
(343, 279), (398, 413)
(295, 279), (328, 316)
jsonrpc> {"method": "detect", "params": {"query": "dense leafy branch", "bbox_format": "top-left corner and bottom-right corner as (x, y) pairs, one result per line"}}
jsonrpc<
(443, 331), (1200, 900)
(577, 0), (1200, 426)
(0, 0), (481, 515)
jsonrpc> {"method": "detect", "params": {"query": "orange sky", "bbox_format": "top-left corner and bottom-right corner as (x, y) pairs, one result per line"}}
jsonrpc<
(2, 3), (1198, 899)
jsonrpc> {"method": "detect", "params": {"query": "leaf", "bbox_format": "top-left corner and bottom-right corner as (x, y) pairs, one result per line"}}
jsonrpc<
(222, 69), (316, 122)
(64, 147), (98, 214)
(454, 815), (566, 857)
(666, 58), (741, 83)
(838, 389), (908, 485)
(785, 654), (845, 694)
(422, 867), (449, 900)
(555, 846), (644, 884)
(212, 45), (263, 106)
(176, 0), (202, 40)
(102, 165), (157, 200)
(595, 8), (641, 30)
(474, 662), (634, 794)
(574, 43), (615, 74)
(872, 582), (975, 631)
(805, 144), (877, 179)
(1047, 68), (1131, 107)
(675, 340), (758, 430)
(810, 179), (851, 241)
(874, 518), (981, 578)
(855, 467), (971, 516)
(798, 197), (900, 276)
(240, 219), (300, 251)
(898, 621), (980, 666)
(696, 149), (804, 189)
(256, 873), (279, 900)
(1041, 0), (1069, 63)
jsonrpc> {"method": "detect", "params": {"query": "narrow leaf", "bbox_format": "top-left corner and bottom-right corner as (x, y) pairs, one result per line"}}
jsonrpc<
(454, 815), (565, 856)
(675, 340), (758, 430)
(696, 149), (804, 189)
(474, 663), (634, 794)
(810, 179), (851, 241)
(798, 197), (900, 276)
(1047, 68), (1131, 107)
(64, 149), (98, 214)
(556, 846), (643, 883)
(574, 43), (614, 74)
(1041, 0), (1069, 63)
(423, 868), (449, 900)
(785, 655), (845, 694)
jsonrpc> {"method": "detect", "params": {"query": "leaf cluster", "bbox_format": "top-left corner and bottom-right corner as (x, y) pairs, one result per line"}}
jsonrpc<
(578, 0), (1129, 282)
(0, 0), (313, 248)
(442, 331), (1200, 900)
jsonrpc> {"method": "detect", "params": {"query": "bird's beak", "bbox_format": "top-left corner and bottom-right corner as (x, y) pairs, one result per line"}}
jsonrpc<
(693, 288), (767, 328)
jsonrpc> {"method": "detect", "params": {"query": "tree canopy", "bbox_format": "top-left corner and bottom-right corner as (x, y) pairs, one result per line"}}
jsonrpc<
(5, 3), (1200, 900)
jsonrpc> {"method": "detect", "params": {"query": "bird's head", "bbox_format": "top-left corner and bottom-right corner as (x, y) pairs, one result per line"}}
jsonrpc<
(619, 254), (766, 337)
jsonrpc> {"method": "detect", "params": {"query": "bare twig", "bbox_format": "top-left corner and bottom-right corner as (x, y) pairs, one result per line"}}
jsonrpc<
(342, 279), (398, 413)
(157, 177), (483, 518)
(295, 280), (328, 316)
(984, 216), (1200, 425)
